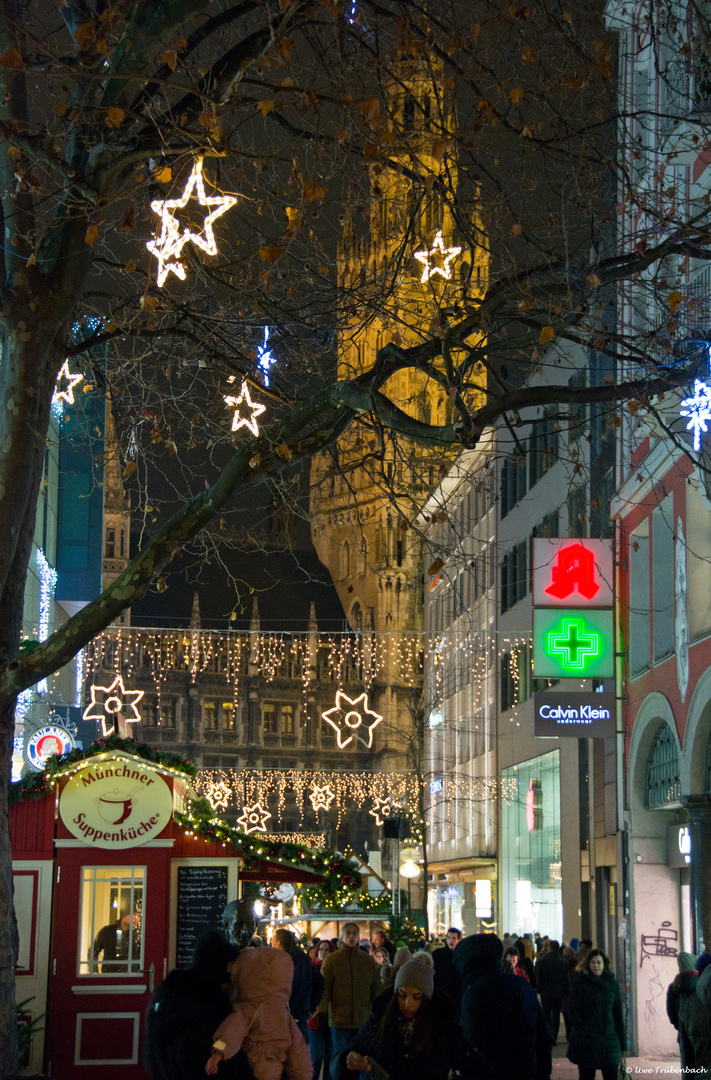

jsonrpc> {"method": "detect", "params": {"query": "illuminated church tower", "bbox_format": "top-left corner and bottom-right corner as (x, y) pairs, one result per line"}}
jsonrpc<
(310, 57), (488, 765)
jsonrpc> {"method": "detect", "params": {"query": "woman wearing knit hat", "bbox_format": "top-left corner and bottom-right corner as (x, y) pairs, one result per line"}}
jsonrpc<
(332, 959), (494, 1080)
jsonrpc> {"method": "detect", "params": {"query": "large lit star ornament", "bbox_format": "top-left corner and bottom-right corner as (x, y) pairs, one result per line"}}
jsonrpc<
(369, 796), (403, 827)
(146, 158), (238, 287)
(224, 380), (266, 436)
(413, 229), (461, 283)
(82, 674), (144, 737)
(205, 780), (232, 813)
(309, 783), (335, 813)
(237, 802), (271, 834)
(52, 360), (83, 405)
(322, 690), (383, 749)
(680, 379), (711, 451)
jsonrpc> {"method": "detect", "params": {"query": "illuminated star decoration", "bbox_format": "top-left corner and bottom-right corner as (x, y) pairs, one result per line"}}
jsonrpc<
(52, 360), (83, 406)
(224, 380), (266, 436)
(82, 674), (144, 737)
(309, 783), (335, 813)
(413, 229), (461, 283)
(680, 379), (711, 451)
(205, 780), (232, 813)
(369, 796), (403, 827)
(257, 326), (276, 386)
(236, 802), (272, 834)
(146, 158), (238, 288)
(322, 690), (384, 749)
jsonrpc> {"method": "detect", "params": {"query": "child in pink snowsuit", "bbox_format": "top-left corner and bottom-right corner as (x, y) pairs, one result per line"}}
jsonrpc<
(206, 946), (312, 1080)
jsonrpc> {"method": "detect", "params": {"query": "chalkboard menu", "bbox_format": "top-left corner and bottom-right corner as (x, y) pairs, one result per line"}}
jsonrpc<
(176, 865), (229, 967)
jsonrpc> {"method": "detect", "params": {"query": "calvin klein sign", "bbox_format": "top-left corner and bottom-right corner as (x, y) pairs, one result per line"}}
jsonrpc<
(533, 692), (617, 739)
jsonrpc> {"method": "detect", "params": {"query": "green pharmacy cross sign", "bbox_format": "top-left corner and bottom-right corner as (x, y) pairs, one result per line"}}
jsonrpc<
(533, 609), (615, 679)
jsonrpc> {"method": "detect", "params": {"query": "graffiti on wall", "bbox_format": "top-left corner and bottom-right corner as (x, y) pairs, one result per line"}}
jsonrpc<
(640, 921), (678, 967)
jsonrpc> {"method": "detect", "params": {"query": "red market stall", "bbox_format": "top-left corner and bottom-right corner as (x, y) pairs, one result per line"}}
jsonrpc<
(10, 747), (324, 1079)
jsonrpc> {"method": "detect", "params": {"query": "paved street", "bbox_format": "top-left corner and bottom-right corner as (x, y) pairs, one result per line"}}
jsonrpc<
(551, 1040), (683, 1078)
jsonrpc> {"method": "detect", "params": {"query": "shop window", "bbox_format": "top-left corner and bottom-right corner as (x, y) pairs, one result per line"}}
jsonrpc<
(645, 722), (681, 808)
(79, 866), (144, 975)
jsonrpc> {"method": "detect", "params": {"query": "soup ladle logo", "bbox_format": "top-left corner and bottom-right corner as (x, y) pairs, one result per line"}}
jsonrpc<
(94, 786), (144, 825)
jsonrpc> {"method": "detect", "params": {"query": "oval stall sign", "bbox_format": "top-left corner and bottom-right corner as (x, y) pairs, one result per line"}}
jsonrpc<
(60, 755), (174, 849)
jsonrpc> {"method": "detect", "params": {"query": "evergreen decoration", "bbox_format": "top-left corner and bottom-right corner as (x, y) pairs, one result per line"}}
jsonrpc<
(9, 734), (197, 804)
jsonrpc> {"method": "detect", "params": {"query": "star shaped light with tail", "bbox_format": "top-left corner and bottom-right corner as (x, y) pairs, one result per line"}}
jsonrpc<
(146, 158), (237, 287)
(236, 802), (271, 834)
(82, 674), (144, 737)
(321, 690), (383, 749)
(413, 229), (461, 283)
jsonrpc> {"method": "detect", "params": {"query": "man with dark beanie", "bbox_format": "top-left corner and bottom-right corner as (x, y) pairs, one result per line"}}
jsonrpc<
(144, 930), (249, 1080)
(454, 932), (551, 1080)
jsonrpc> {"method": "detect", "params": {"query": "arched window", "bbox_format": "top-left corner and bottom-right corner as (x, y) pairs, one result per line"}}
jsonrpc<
(342, 541), (351, 579)
(351, 602), (363, 631)
(645, 721), (681, 808)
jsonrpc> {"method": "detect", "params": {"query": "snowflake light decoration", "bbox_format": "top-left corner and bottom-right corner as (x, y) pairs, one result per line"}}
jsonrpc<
(680, 379), (711, 451)
(236, 802), (272, 834)
(224, 380), (266, 436)
(257, 326), (276, 386)
(413, 229), (461, 283)
(321, 690), (383, 749)
(205, 780), (232, 813)
(146, 158), (238, 287)
(52, 360), (83, 406)
(369, 796), (403, 827)
(309, 783), (335, 813)
(82, 674), (144, 737)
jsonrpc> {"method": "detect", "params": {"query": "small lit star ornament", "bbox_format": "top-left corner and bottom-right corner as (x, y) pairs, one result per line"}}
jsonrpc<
(309, 783), (335, 813)
(680, 379), (711, 451)
(322, 690), (383, 749)
(146, 158), (238, 287)
(237, 802), (272, 834)
(52, 360), (83, 405)
(224, 380), (266, 436)
(369, 796), (403, 827)
(205, 780), (232, 813)
(82, 674), (144, 737)
(413, 229), (461, 283)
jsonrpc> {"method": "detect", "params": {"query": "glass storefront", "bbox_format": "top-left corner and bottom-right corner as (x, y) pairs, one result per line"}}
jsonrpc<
(501, 750), (562, 939)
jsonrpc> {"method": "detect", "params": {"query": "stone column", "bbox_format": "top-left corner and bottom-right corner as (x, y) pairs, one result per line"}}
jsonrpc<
(682, 794), (711, 952)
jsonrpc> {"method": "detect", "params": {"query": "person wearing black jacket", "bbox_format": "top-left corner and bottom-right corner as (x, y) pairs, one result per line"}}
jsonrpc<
(535, 940), (570, 1044)
(273, 928), (313, 1038)
(331, 959), (494, 1080)
(454, 933), (551, 1080)
(433, 927), (465, 1014)
(143, 930), (250, 1080)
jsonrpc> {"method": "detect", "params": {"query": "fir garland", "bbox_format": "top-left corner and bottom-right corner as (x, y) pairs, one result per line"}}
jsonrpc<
(9, 734), (197, 805)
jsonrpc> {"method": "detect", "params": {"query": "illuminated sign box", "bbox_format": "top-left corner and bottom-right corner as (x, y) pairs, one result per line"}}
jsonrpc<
(532, 608), (615, 679)
(533, 691), (617, 739)
(532, 538), (614, 608)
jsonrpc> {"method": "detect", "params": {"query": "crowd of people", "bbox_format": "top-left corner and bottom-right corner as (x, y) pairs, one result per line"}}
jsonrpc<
(143, 922), (631, 1080)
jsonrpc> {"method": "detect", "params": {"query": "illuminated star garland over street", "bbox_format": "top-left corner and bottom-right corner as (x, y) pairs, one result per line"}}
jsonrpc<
(321, 690), (383, 749)
(82, 675), (144, 737)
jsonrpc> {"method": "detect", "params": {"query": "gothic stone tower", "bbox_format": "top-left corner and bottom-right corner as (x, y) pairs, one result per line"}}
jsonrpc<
(310, 57), (488, 768)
